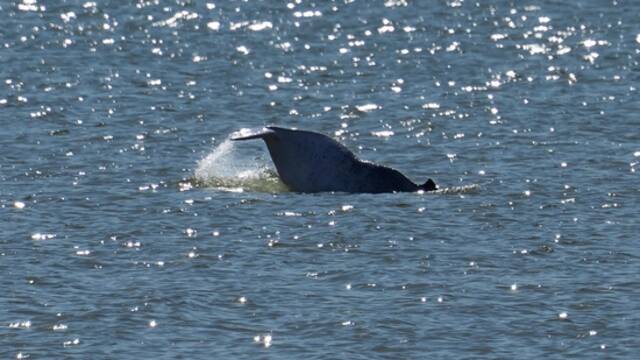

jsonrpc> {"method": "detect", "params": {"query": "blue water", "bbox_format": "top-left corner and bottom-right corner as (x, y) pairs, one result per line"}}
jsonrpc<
(1, 0), (639, 358)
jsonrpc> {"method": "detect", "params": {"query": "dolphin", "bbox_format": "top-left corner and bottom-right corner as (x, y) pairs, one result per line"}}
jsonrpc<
(231, 126), (437, 193)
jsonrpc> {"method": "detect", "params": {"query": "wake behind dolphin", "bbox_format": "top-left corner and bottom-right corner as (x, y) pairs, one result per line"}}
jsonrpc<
(231, 126), (437, 194)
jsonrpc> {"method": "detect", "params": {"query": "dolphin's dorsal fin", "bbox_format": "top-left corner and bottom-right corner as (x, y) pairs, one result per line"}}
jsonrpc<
(421, 179), (437, 191)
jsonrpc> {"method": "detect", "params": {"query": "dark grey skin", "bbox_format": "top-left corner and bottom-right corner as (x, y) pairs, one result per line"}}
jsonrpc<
(232, 126), (437, 193)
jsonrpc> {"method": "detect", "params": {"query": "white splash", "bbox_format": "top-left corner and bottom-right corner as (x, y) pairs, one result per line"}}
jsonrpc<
(194, 139), (287, 192)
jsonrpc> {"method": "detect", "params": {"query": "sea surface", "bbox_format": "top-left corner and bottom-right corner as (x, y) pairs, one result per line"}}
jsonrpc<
(1, 0), (639, 358)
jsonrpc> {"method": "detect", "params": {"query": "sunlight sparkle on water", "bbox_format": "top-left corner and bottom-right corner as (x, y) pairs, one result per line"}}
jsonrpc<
(558, 312), (568, 320)
(31, 233), (55, 241)
(9, 321), (31, 329)
(62, 339), (80, 347)
(254, 334), (273, 348)
(356, 104), (379, 112)
(422, 102), (440, 109)
(372, 130), (394, 138)
(248, 22), (273, 31)
(53, 324), (68, 331)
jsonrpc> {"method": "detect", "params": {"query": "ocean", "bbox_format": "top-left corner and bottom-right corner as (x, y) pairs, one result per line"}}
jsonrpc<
(1, 0), (639, 358)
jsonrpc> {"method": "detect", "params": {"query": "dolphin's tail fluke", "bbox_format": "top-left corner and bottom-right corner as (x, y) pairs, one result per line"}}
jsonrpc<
(231, 127), (276, 141)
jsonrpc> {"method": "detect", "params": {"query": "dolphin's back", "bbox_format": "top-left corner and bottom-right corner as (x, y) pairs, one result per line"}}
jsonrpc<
(356, 162), (418, 193)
